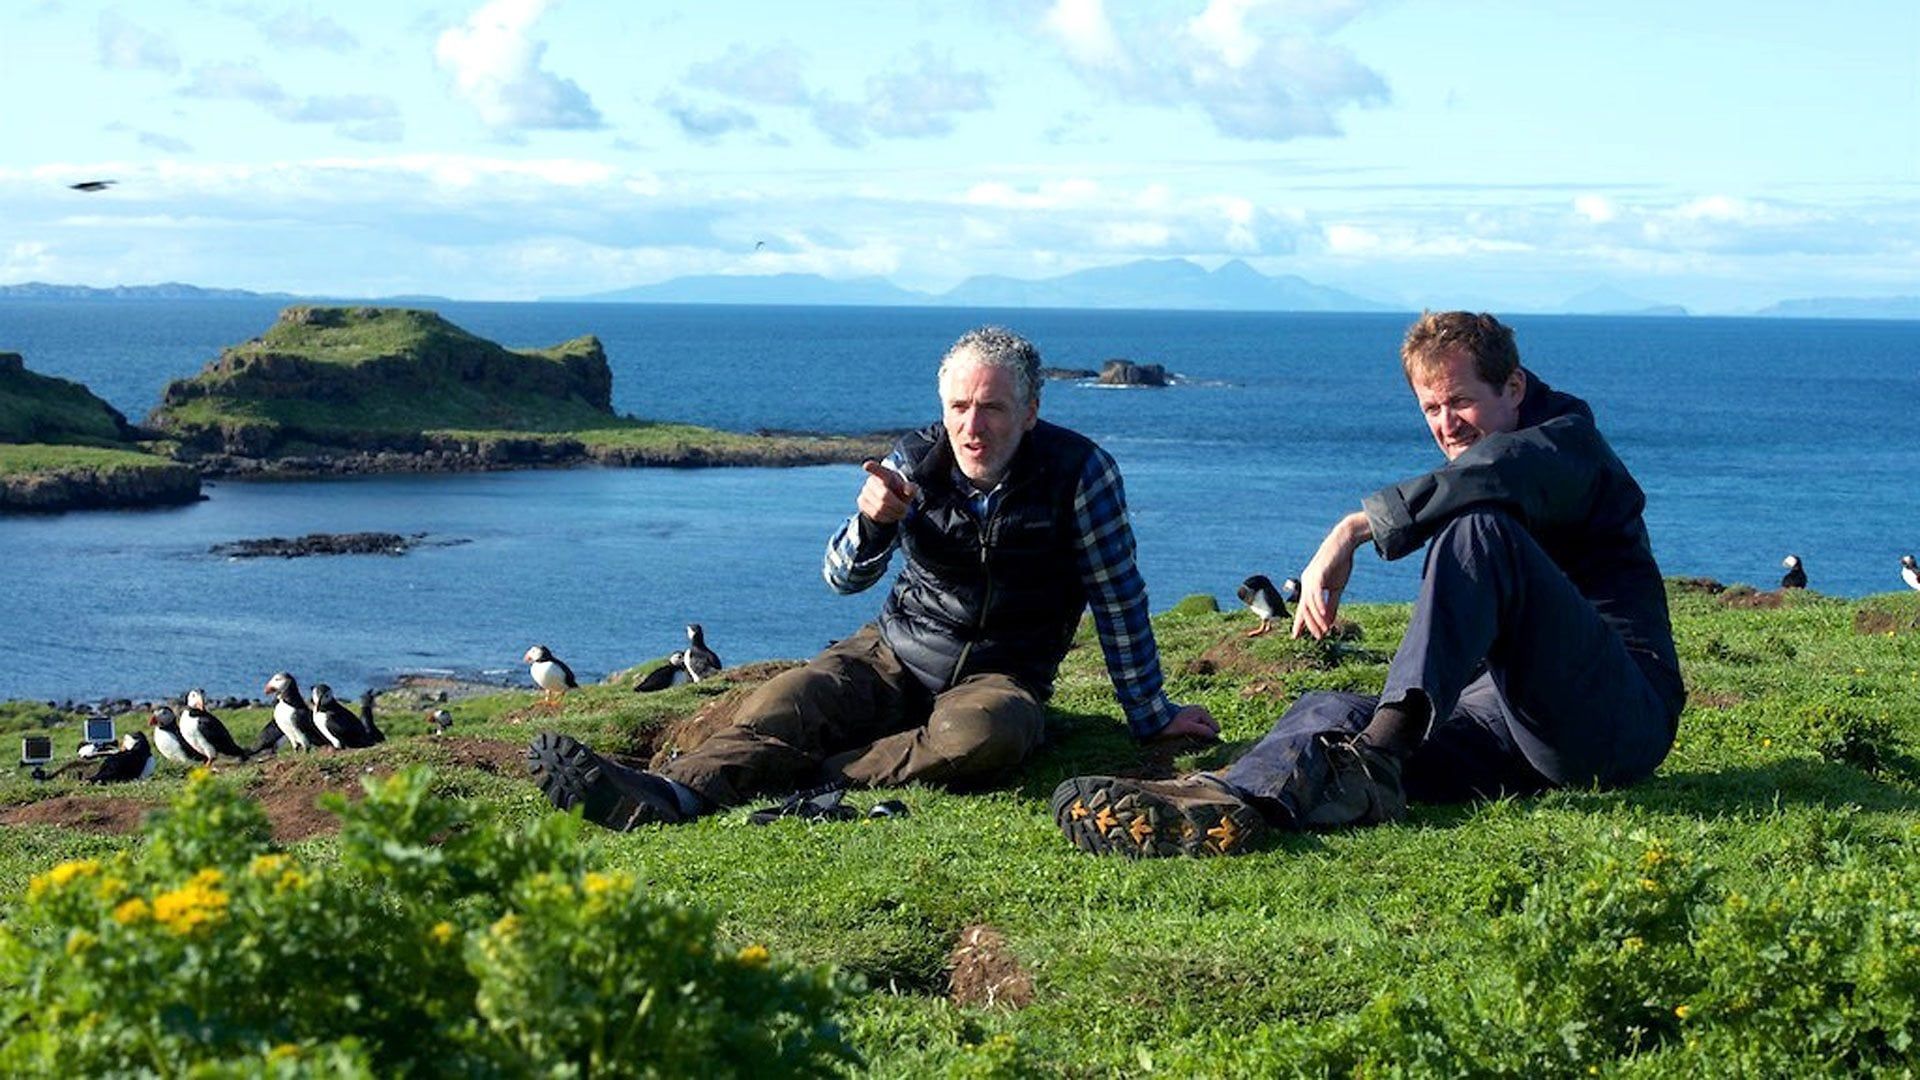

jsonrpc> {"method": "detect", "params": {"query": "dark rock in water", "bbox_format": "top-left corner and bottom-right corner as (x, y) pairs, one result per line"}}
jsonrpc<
(1042, 366), (1100, 381)
(211, 531), (426, 558)
(1099, 360), (1170, 387)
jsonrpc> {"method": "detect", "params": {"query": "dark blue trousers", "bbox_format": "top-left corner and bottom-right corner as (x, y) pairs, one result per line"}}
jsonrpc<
(1219, 509), (1679, 819)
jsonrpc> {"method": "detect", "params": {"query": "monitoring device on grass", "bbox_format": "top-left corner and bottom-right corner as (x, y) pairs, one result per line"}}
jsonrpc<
(20, 735), (53, 780)
(82, 716), (116, 753)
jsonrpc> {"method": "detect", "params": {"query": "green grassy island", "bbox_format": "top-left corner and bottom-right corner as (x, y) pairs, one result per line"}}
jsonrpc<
(3, 583), (1919, 1074)
(0, 352), (199, 511)
(146, 306), (887, 477)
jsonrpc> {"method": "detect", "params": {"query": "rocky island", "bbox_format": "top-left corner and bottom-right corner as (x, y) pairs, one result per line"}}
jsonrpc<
(146, 306), (888, 479)
(0, 306), (891, 511)
(0, 353), (200, 511)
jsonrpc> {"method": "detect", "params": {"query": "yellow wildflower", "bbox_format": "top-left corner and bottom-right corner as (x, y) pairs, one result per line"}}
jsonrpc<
(1638, 877), (1661, 893)
(267, 1044), (300, 1062)
(430, 921), (457, 946)
(152, 875), (231, 936)
(491, 913), (522, 939)
(1621, 936), (1645, 953)
(65, 929), (98, 957)
(113, 897), (152, 925)
(581, 871), (628, 899)
(735, 944), (771, 968)
(1675, 1003), (1692, 1020)
(249, 853), (290, 879)
(30, 858), (102, 898)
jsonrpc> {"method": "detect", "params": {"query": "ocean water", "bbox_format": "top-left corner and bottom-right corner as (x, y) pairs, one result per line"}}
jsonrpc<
(2, 300), (1916, 702)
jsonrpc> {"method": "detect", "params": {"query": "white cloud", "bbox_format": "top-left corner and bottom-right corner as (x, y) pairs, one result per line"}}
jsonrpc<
(1037, 0), (1388, 141)
(97, 13), (180, 74)
(808, 46), (992, 146)
(181, 62), (287, 105)
(435, 0), (603, 131)
(1574, 195), (1617, 223)
(685, 44), (811, 106)
(263, 9), (360, 53)
(657, 94), (759, 142)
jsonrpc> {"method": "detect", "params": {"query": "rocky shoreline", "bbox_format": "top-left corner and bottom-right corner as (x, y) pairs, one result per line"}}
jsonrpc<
(0, 460), (201, 513)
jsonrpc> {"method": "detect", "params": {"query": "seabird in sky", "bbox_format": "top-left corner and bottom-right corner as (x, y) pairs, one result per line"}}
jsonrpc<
(69, 179), (117, 192)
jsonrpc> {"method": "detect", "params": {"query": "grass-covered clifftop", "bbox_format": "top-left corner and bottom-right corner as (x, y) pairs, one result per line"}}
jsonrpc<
(0, 352), (199, 510)
(4, 582), (1919, 1073)
(147, 306), (885, 471)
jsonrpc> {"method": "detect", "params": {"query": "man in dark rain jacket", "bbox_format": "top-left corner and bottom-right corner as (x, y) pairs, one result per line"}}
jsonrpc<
(1053, 311), (1686, 858)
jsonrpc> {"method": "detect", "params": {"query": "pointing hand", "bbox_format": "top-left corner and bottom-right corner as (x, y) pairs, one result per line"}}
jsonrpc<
(858, 460), (918, 525)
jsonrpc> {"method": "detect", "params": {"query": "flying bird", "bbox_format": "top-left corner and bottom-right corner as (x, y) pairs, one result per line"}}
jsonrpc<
(1236, 574), (1300, 637)
(86, 732), (155, 783)
(69, 180), (117, 192)
(753, 240), (766, 250)
(264, 672), (324, 751)
(681, 624), (722, 682)
(523, 644), (578, 708)
(1781, 554), (1807, 590)
(181, 688), (253, 764)
(633, 650), (686, 693)
(148, 706), (200, 767)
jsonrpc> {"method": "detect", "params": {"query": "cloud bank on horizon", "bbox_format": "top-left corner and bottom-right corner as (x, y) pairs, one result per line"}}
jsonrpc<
(2, 0), (1914, 312)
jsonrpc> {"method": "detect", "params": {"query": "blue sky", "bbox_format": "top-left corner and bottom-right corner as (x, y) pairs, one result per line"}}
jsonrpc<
(3, 0), (1914, 311)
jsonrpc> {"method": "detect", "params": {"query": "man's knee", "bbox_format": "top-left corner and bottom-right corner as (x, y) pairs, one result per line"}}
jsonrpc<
(927, 683), (1043, 770)
(731, 663), (851, 736)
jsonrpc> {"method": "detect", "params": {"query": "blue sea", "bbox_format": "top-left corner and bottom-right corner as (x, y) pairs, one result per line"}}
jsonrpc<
(2, 299), (1916, 702)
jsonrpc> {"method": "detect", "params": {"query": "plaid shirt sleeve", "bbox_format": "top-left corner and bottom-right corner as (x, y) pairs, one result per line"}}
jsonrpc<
(1071, 446), (1181, 738)
(822, 451), (907, 594)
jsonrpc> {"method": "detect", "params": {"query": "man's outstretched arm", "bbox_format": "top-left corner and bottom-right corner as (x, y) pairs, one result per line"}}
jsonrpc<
(823, 454), (917, 594)
(1072, 447), (1217, 742)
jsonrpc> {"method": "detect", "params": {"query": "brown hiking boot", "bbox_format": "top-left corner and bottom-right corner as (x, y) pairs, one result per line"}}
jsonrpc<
(527, 732), (686, 831)
(1051, 774), (1266, 858)
(1298, 734), (1407, 829)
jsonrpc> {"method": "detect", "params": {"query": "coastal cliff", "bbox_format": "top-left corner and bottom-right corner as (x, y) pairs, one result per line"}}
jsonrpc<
(0, 353), (200, 512)
(146, 306), (885, 476)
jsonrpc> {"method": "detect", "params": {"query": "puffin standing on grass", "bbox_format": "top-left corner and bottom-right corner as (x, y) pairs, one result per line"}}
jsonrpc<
(309, 684), (373, 749)
(265, 672), (324, 751)
(1236, 575), (1301, 637)
(181, 688), (252, 764)
(523, 645), (578, 708)
(87, 732), (155, 783)
(1902, 554), (1919, 593)
(148, 706), (200, 767)
(681, 625), (722, 682)
(1781, 554), (1808, 590)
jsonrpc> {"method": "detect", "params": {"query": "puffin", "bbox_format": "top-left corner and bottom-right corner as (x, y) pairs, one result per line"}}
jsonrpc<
(359, 689), (386, 745)
(87, 731), (155, 783)
(1901, 554), (1919, 593)
(523, 645), (578, 708)
(1781, 554), (1807, 590)
(309, 684), (374, 749)
(148, 706), (200, 767)
(681, 625), (722, 682)
(181, 688), (253, 763)
(264, 672), (324, 751)
(427, 707), (453, 735)
(1236, 575), (1301, 637)
(633, 651), (686, 693)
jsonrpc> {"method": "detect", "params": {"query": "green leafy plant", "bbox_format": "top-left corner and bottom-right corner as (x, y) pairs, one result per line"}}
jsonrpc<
(0, 768), (856, 1077)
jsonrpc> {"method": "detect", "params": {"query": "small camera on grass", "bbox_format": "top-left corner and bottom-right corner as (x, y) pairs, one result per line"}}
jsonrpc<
(20, 735), (54, 780)
(78, 717), (117, 757)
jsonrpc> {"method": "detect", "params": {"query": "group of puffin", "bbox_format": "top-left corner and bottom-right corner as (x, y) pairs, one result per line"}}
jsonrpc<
(523, 624), (724, 706)
(1780, 553), (1920, 595)
(78, 676), (385, 785)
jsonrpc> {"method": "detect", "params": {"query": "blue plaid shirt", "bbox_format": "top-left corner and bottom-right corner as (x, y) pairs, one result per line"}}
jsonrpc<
(823, 444), (1181, 738)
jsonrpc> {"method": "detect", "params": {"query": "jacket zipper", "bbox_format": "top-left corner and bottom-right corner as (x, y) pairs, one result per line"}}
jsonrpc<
(949, 495), (1002, 686)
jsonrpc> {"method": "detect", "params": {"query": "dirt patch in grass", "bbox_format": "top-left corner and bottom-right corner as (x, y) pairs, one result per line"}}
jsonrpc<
(1854, 608), (1909, 636)
(0, 795), (155, 834)
(1180, 635), (1320, 679)
(947, 923), (1034, 1010)
(643, 661), (801, 768)
(1688, 690), (1746, 710)
(1670, 577), (1727, 595)
(1717, 585), (1785, 609)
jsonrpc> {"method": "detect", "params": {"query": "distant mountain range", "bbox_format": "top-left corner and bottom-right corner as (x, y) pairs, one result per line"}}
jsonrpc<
(552, 258), (1397, 313)
(5, 272), (1917, 320)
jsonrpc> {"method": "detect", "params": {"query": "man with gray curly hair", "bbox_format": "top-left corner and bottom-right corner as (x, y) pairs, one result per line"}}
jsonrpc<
(530, 325), (1214, 830)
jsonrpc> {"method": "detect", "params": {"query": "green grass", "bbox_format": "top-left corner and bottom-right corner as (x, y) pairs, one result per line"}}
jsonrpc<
(5, 584), (1920, 1074)
(0, 443), (182, 477)
(0, 358), (129, 446)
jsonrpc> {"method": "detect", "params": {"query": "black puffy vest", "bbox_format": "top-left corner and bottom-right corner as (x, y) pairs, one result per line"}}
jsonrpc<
(876, 419), (1097, 697)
